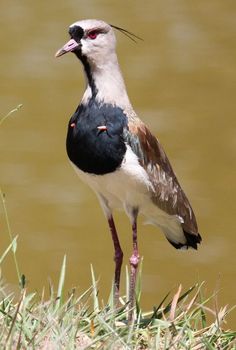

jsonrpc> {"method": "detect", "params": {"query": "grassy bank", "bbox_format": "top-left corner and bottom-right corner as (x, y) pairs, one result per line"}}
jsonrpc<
(0, 260), (235, 349)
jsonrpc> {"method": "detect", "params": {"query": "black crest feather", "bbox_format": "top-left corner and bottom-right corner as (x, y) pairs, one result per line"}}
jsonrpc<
(110, 24), (143, 43)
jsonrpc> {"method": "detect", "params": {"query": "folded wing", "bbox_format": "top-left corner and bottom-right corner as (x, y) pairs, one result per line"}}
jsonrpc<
(124, 118), (202, 248)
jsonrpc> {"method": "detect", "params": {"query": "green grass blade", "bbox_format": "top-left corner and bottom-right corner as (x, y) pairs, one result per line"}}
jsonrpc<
(0, 104), (23, 126)
(159, 284), (197, 319)
(199, 283), (207, 328)
(135, 256), (143, 305)
(0, 189), (21, 286)
(90, 264), (99, 312)
(0, 236), (18, 265)
(56, 255), (67, 309)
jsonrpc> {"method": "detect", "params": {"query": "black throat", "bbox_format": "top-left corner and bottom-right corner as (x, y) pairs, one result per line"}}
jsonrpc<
(69, 25), (97, 97)
(75, 53), (97, 98)
(66, 99), (128, 175)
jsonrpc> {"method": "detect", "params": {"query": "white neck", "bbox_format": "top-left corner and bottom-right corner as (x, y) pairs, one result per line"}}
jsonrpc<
(81, 53), (136, 115)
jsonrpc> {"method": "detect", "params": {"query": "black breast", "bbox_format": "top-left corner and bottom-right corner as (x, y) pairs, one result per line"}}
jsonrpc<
(66, 101), (128, 175)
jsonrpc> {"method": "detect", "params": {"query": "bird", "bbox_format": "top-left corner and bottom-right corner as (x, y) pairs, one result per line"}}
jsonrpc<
(55, 19), (202, 320)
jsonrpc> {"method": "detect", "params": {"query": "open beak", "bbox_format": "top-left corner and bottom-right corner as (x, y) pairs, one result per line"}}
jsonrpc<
(55, 38), (80, 58)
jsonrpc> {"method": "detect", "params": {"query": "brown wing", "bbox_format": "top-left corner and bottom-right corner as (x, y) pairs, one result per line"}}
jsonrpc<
(124, 118), (199, 237)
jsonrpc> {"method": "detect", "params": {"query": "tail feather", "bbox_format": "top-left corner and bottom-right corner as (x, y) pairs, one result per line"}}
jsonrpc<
(167, 230), (202, 250)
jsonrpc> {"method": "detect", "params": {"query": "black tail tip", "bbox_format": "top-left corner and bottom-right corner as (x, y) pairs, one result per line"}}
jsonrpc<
(168, 231), (202, 250)
(184, 230), (202, 250)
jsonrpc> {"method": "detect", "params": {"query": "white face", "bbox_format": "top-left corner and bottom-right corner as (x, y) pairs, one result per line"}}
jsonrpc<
(69, 19), (117, 65)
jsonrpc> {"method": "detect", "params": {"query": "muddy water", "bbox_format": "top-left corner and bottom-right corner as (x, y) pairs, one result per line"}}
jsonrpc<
(1, 1), (236, 326)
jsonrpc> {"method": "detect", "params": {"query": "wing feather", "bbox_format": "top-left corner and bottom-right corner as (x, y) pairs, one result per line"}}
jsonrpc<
(124, 118), (200, 237)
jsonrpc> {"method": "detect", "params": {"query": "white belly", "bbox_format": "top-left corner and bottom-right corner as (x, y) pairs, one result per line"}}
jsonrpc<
(71, 145), (185, 244)
(71, 145), (152, 209)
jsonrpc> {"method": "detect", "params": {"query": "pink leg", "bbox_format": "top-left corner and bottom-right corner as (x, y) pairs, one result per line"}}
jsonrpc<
(129, 215), (140, 322)
(108, 216), (123, 305)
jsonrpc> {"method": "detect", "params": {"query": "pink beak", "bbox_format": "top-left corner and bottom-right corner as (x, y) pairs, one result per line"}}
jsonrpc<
(55, 38), (79, 58)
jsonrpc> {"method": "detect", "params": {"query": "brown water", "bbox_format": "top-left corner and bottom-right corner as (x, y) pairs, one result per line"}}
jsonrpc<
(1, 1), (236, 327)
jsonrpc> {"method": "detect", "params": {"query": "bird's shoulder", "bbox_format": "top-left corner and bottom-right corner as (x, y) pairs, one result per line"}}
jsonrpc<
(124, 117), (175, 179)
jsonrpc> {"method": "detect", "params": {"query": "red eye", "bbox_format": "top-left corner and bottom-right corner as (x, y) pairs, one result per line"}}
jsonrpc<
(88, 31), (98, 40)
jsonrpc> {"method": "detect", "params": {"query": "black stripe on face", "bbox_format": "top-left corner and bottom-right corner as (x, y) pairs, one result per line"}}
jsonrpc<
(69, 26), (84, 42)
(68, 25), (97, 95)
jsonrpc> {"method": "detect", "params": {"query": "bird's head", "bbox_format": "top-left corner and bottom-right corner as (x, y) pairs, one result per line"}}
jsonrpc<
(55, 19), (116, 66)
(55, 19), (141, 106)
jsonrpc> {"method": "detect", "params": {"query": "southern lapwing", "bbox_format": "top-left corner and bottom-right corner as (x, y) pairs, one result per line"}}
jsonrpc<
(55, 19), (202, 319)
